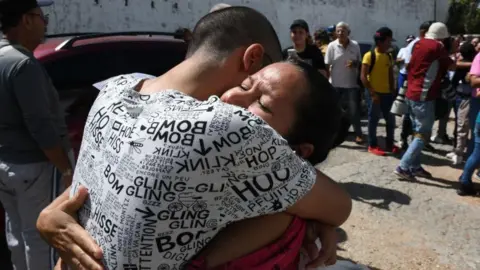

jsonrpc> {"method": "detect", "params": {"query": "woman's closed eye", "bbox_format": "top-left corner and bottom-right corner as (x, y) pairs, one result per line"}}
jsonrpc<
(257, 99), (272, 113)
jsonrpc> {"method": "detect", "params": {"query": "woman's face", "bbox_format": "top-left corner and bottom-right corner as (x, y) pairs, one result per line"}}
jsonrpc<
(472, 38), (479, 48)
(291, 27), (308, 46)
(221, 63), (307, 137)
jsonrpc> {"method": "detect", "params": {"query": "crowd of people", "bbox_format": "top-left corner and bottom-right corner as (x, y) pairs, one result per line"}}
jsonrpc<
(0, 1), (479, 270)
(282, 17), (480, 196)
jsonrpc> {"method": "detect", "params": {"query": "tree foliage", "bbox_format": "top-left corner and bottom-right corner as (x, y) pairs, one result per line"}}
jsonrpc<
(446, 0), (480, 34)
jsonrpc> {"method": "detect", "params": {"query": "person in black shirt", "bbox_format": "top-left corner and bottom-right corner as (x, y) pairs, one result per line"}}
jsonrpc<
(283, 19), (328, 77)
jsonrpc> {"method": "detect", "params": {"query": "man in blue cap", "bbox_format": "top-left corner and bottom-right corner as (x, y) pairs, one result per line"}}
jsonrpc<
(0, 1), (74, 269)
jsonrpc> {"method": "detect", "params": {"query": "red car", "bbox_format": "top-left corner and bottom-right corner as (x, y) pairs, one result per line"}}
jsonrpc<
(0, 31), (188, 269)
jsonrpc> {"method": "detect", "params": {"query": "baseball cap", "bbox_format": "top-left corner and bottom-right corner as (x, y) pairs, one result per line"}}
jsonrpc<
(374, 27), (395, 41)
(0, 0), (53, 15)
(327, 24), (336, 33)
(38, 0), (54, 6)
(290, 19), (310, 33)
(425, 22), (450, 40)
(406, 35), (415, 42)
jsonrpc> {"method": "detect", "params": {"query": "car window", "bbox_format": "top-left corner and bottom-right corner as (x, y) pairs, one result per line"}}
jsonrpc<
(44, 40), (187, 91)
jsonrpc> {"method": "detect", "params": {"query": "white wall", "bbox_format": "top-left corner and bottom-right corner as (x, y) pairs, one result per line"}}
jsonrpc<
(43, 0), (449, 48)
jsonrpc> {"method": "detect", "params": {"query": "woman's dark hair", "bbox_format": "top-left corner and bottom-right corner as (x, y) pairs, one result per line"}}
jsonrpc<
(285, 59), (347, 165)
(459, 42), (476, 62)
(306, 34), (314, 45)
(314, 29), (330, 44)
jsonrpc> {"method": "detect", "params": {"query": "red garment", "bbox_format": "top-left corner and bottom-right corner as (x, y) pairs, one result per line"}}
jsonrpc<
(406, 38), (453, 101)
(187, 217), (306, 270)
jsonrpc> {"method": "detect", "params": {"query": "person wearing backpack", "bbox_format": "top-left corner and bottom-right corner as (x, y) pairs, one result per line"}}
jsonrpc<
(361, 27), (399, 156)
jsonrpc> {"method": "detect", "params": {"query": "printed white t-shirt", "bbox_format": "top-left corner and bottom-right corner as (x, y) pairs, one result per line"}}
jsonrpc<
(70, 73), (317, 269)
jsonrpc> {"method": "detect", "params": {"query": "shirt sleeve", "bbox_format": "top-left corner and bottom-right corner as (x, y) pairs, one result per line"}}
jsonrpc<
(362, 51), (371, 66)
(404, 41), (415, 64)
(11, 59), (61, 149)
(355, 44), (362, 62)
(312, 46), (327, 71)
(397, 48), (405, 60)
(93, 73), (155, 91)
(324, 43), (333, 65)
(216, 108), (317, 223)
(470, 53), (480, 76)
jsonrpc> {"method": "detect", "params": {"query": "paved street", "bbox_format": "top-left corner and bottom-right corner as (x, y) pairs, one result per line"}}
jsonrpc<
(317, 117), (480, 270)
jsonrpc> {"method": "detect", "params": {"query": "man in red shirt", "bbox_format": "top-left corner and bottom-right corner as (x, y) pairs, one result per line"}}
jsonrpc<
(395, 22), (455, 180)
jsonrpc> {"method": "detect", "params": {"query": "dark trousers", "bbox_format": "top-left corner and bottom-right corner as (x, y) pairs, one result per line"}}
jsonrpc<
(368, 92), (395, 148)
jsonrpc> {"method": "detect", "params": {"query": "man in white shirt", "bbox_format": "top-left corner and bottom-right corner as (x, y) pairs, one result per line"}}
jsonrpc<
(397, 35), (416, 89)
(325, 22), (364, 144)
(396, 35), (415, 149)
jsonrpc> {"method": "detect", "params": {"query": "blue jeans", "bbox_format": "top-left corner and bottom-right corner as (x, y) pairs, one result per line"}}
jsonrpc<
(467, 97), (480, 155)
(397, 72), (407, 94)
(368, 92), (395, 148)
(338, 88), (362, 137)
(364, 88), (372, 111)
(399, 99), (436, 170)
(460, 122), (480, 185)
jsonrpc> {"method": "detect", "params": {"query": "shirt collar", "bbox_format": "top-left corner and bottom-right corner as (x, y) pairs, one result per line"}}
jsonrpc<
(335, 39), (350, 48)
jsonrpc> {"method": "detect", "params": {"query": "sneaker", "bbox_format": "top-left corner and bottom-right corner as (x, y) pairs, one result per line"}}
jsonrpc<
(456, 183), (477, 196)
(368, 146), (386, 156)
(411, 167), (433, 179)
(394, 167), (417, 181)
(386, 146), (400, 154)
(430, 135), (444, 144)
(446, 152), (455, 159)
(355, 136), (364, 145)
(451, 154), (463, 165)
(424, 143), (435, 152)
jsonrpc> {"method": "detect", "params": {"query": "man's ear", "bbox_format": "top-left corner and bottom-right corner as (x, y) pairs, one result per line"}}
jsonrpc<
(292, 143), (314, 159)
(21, 14), (32, 30)
(242, 43), (265, 74)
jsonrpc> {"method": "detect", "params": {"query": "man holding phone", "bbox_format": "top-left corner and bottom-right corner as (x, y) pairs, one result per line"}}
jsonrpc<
(325, 22), (364, 144)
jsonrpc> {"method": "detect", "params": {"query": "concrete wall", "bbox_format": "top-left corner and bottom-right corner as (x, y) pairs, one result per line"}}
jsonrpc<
(43, 0), (449, 48)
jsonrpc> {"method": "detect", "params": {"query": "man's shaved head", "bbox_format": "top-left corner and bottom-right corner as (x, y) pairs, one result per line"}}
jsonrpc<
(187, 6), (282, 63)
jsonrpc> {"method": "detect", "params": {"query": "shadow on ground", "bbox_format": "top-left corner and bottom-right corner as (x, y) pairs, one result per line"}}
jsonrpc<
(341, 182), (411, 210)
